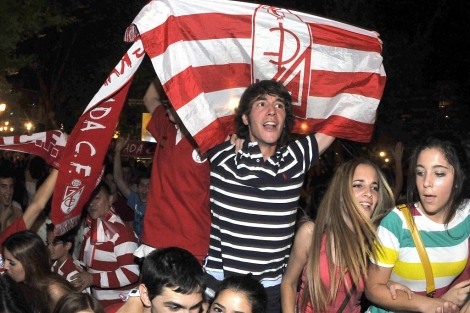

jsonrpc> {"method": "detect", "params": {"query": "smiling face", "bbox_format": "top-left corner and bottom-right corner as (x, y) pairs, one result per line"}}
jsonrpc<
(351, 164), (379, 219)
(210, 289), (252, 313)
(242, 94), (286, 158)
(137, 178), (150, 203)
(3, 248), (25, 283)
(87, 188), (112, 220)
(415, 148), (455, 223)
(0, 177), (14, 208)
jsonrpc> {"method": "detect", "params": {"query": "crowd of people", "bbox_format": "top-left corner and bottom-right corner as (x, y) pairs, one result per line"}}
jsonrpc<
(0, 79), (470, 313)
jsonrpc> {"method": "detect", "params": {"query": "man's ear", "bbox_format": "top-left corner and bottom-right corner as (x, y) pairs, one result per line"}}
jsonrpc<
(64, 242), (73, 252)
(242, 114), (249, 126)
(140, 284), (151, 307)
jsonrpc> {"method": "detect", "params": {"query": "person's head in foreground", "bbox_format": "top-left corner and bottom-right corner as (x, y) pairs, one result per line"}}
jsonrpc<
(209, 274), (267, 313)
(235, 80), (295, 147)
(407, 133), (470, 225)
(3, 230), (50, 284)
(139, 247), (205, 313)
(52, 292), (105, 313)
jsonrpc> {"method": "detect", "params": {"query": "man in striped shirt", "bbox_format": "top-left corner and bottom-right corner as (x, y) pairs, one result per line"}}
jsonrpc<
(203, 80), (335, 313)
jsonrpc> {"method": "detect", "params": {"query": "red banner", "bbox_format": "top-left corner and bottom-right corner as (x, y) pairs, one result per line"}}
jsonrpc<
(117, 140), (156, 159)
(51, 41), (145, 235)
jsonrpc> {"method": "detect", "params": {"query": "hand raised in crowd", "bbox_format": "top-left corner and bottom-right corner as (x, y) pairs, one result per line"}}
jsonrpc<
(114, 135), (130, 153)
(392, 141), (404, 163)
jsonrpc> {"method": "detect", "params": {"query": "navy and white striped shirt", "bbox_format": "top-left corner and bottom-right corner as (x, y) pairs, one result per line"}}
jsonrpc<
(204, 134), (319, 286)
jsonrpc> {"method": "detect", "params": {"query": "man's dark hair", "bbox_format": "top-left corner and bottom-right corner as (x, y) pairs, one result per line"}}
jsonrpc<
(215, 274), (267, 313)
(136, 172), (151, 185)
(141, 247), (205, 301)
(46, 224), (78, 255)
(234, 80), (295, 145)
(0, 165), (15, 181)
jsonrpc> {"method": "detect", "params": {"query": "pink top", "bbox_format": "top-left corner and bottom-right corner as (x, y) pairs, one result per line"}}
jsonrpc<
(297, 235), (364, 313)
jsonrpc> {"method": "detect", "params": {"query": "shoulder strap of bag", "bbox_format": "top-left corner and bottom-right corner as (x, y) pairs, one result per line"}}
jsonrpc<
(337, 283), (357, 313)
(397, 204), (436, 297)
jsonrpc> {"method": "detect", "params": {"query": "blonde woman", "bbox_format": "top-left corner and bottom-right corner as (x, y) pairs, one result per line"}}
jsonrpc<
(281, 158), (401, 313)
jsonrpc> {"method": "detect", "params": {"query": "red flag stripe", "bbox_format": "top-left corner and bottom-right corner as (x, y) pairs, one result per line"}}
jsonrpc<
(140, 13), (253, 59)
(291, 115), (376, 142)
(309, 23), (382, 54)
(164, 63), (251, 110)
(309, 71), (386, 99)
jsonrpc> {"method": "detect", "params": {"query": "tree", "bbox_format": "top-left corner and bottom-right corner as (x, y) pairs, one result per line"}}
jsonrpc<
(0, 0), (149, 131)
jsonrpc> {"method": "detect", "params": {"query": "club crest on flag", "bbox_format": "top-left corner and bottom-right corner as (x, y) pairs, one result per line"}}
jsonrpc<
(252, 6), (312, 117)
(60, 179), (85, 214)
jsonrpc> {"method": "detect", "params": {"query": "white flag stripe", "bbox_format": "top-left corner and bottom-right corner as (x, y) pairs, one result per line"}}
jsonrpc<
(85, 41), (144, 113)
(307, 94), (380, 121)
(151, 38), (252, 85)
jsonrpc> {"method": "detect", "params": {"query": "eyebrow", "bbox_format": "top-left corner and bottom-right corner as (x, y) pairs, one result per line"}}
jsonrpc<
(352, 179), (378, 184)
(163, 300), (204, 310)
(416, 164), (450, 170)
(213, 303), (245, 313)
(253, 94), (284, 102)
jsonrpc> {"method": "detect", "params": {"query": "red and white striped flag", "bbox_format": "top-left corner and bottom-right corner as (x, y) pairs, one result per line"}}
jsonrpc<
(125, 0), (386, 153)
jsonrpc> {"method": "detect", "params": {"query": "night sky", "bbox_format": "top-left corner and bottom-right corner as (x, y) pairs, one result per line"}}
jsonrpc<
(269, 0), (469, 84)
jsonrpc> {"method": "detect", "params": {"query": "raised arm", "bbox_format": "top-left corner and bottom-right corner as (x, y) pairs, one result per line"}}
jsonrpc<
(113, 136), (131, 198)
(281, 221), (314, 313)
(143, 77), (165, 114)
(391, 142), (404, 199)
(314, 132), (335, 155)
(23, 168), (58, 229)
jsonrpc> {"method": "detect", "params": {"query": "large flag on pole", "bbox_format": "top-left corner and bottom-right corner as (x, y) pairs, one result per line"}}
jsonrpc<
(125, 0), (386, 154)
(51, 41), (145, 235)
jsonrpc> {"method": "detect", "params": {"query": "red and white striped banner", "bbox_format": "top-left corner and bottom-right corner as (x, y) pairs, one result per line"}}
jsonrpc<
(0, 131), (66, 169)
(125, 0), (386, 153)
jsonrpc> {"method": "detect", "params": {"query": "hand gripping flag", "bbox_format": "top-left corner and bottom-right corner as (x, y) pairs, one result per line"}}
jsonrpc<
(125, 0), (386, 154)
(51, 41), (145, 235)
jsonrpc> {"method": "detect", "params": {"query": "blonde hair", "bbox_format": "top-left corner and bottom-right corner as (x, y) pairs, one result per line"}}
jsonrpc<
(301, 158), (394, 312)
